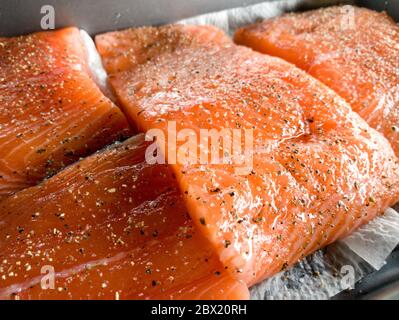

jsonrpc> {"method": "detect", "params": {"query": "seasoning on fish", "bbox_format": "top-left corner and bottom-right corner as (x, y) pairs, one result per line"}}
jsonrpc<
(0, 134), (249, 300)
(234, 5), (399, 155)
(96, 24), (399, 286)
(0, 27), (132, 200)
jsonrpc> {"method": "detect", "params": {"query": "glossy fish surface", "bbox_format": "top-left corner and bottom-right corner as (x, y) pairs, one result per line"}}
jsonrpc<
(234, 5), (399, 155)
(0, 134), (248, 300)
(96, 24), (399, 286)
(0, 27), (132, 200)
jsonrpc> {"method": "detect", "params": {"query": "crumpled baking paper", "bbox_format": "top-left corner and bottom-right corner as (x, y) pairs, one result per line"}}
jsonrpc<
(80, 30), (116, 101)
(81, 0), (399, 299)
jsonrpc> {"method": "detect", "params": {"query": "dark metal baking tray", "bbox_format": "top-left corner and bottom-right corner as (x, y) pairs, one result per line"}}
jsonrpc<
(0, 0), (397, 299)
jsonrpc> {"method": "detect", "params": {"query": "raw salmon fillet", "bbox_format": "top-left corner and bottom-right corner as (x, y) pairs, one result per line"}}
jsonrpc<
(96, 24), (399, 286)
(0, 134), (248, 300)
(0, 27), (132, 200)
(234, 5), (399, 155)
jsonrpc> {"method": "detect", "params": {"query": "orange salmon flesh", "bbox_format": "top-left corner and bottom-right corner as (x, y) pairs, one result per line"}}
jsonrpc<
(0, 134), (249, 300)
(234, 5), (399, 156)
(0, 27), (132, 200)
(0, 5), (399, 300)
(96, 24), (399, 286)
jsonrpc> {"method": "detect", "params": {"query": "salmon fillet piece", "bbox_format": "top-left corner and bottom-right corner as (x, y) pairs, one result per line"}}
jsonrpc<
(96, 24), (399, 286)
(0, 27), (132, 200)
(234, 5), (399, 155)
(0, 134), (248, 300)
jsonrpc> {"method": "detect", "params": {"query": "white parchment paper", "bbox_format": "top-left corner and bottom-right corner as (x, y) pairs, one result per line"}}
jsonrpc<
(80, 30), (116, 101)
